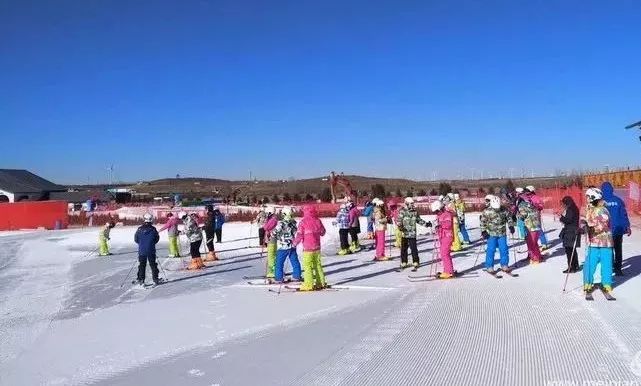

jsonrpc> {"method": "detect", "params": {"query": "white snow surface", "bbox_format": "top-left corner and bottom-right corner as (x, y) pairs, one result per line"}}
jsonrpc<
(0, 214), (640, 386)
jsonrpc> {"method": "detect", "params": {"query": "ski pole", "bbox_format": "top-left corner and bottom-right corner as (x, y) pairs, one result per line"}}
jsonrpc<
(120, 260), (138, 288)
(81, 246), (100, 259)
(562, 233), (580, 293)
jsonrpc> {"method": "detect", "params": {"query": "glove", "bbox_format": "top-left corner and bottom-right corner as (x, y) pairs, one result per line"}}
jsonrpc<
(627, 228), (632, 237)
(481, 231), (489, 240)
(509, 226), (515, 235)
(426, 221), (433, 228)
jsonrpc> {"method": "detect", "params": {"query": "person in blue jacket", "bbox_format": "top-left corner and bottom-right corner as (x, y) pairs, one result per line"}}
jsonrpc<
(213, 208), (225, 243)
(134, 213), (161, 286)
(600, 182), (631, 276)
(362, 200), (375, 239)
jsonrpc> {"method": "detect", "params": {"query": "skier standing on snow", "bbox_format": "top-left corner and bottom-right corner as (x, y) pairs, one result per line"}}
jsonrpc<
(202, 205), (218, 262)
(372, 198), (389, 261)
(98, 221), (116, 256)
(396, 197), (432, 271)
(443, 193), (463, 251)
(389, 200), (402, 248)
(453, 193), (471, 245)
(513, 187), (527, 239)
(213, 207), (225, 243)
(480, 195), (515, 274)
(262, 206), (279, 279)
(580, 188), (614, 294)
(180, 212), (206, 270)
(158, 213), (180, 258)
(347, 200), (362, 253)
(293, 205), (327, 291)
(558, 196), (581, 273)
(254, 205), (268, 246)
(517, 191), (544, 264)
(600, 182), (631, 276)
(524, 186), (549, 251)
(272, 206), (302, 283)
(431, 199), (456, 278)
(362, 200), (375, 240)
(334, 204), (352, 255)
(134, 213), (161, 286)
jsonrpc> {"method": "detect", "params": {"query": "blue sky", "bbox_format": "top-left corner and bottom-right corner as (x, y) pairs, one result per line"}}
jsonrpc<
(1, 0), (640, 184)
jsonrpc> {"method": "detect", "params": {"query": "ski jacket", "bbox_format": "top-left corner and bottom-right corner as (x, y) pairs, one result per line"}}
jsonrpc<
(273, 219), (298, 250)
(335, 208), (350, 229)
(600, 182), (630, 236)
(373, 206), (388, 231)
(559, 196), (581, 248)
(135, 223), (160, 256)
(263, 214), (279, 243)
(183, 216), (203, 242)
(436, 210), (454, 240)
(158, 216), (180, 237)
(214, 211), (225, 230)
(100, 224), (111, 240)
(517, 200), (541, 231)
(348, 206), (361, 229)
(396, 206), (430, 238)
(585, 201), (613, 248)
(204, 212), (215, 232)
(524, 193), (544, 211)
(480, 207), (513, 237)
(294, 206), (326, 251)
(254, 210), (267, 226)
(454, 200), (466, 224)
(362, 204), (374, 218)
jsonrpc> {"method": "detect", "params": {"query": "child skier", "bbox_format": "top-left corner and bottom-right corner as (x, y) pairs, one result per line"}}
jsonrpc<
(158, 213), (180, 257)
(347, 201), (362, 252)
(262, 206), (279, 279)
(514, 187), (527, 240)
(524, 186), (549, 251)
(213, 208), (225, 243)
(443, 193), (462, 251)
(180, 212), (206, 270)
(431, 200), (456, 278)
(254, 205), (268, 246)
(389, 200), (402, 248)
(453, 193), (471, 245)
(203, 205), (218, 262)
(559, 196), (581, 273)
(134, 213), (161, 286)
(334, 204), (351, 255)
(293, 205), (327, 291)
(397, 197), (432, 271)
(272, 206), (302, 283)
(517, 192), (544, 264)
(362, 200), (375, 240)
(581, 188), (615, 295)
(480, 195), (515, 274)
(372, 198), (389, 261)
(98, 221), (116, 256)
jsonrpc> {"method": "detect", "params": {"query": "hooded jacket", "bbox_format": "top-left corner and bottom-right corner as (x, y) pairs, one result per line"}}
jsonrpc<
(183, 215), (203, 242)
(600, 182), (630, 236)
(294, 206), (326, 251)
(135, 223), (160, 256)
(559, 196), (581, 248)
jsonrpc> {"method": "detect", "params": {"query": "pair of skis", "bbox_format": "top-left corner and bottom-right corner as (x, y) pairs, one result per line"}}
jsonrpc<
(585, 287), (616, 301)
(131, 278), (167, 290)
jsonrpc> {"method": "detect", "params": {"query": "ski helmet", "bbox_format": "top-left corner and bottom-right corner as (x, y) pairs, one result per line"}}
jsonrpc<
(339, 203), (347, 210)
(178, 211), (188, 219)
(143, 213), (153, 223)
(430, 200), (443, 212)
(515, 187), (524, 194)
(404, 197), (415, 206)
(484, 194), (494, 208)
(586, 188), (603, 203)
(489, 196), (501, 210)
(525, 185), (536, 193)
(453, 193), (460, 200)
(282, 206), (293, 219)
(374, 198), (384, 206)
(266, 206), (275, 214)
(438, 195), (445, 201)
(108, 221), (116, 228)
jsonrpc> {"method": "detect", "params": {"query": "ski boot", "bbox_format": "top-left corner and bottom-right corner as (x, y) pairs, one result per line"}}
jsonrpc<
(411, 262), (419, 272)
(373, 256), (390, 261)
(187, 257), (206, 270)
(349, 242), (361, 253)
(338, 249), (351, 256)
(437, 272), (454, 279)
(203, 251), (218, 262)
(399, 262), (409, 271)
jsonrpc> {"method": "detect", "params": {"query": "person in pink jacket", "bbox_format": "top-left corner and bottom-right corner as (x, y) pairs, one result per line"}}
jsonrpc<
(158, 213), (181, 257)
(432, 200), (456, 279)
(347, 201), (361, 253)
(293, 205), (327, 291)
(262, 206), (279, 279)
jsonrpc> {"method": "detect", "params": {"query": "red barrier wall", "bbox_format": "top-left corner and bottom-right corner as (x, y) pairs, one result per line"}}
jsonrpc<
(0, 201), (69, 231)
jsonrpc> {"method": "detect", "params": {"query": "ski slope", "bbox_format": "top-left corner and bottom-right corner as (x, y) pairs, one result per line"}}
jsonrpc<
(1, 214), (640, 386)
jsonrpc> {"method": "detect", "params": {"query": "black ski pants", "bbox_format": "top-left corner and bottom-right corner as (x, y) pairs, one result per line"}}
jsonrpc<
(339, 229), (350, 250)
(258, 228), (266, 246)
(349, 227), (359, 245)
(613, 234), (623, 272)
(564, 247), (579, 270)
(137, 254), (159, 282)
(205, 229), (215, 252)
(190, 240), (202, 258)
(215, 228), (222, 243)
(400, 237), (419, 265)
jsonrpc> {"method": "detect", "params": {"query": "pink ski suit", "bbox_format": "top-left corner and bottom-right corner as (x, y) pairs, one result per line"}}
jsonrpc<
(293, 206), (328, 291)
(437, 210), (455, 274)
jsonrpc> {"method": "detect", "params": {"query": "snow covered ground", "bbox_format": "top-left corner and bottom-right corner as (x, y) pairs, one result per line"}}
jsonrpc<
(1, 214), (641, 386)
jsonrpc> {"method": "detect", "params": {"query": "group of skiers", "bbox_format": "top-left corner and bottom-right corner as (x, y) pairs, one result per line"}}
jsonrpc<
(99, 181), (631, 294)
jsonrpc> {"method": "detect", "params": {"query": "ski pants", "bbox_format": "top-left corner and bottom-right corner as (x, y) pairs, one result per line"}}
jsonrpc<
(451, 220), (462, 251)
(137, 254), (159, 282)
(375, 230), (386, 258)
(258, 228), (266, 246)
(275, 248), (302, 281)
(215, 228), (222, 243)
(99, 235), (109, 255)
(613, 234), (623, 272)
(300, 250), (326, 291)
(485, 235), (509, 269)
(339, 229), (350, 251)
(266, 242), (277, 278)
(394, 227), (402, 248)
(440, 234), (454, 274)
(367, 220), (374, 233)
(205, 229), (215, 252)
(189, 240), (202, 259)
(517, 219), (527, 239)
(459, 222), (471, 244)
(539, 229), (548, 246)
(400, 237), (419, 265)
(565, 247), (579, 271)
(349, 227), (359, 246)
(525, 230), (543, 262)
(168, 235), (180, 257)
(583, 246), (613, 288)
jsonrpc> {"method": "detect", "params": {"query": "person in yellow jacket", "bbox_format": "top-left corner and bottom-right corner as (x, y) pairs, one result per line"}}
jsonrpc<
(453, 193), (471, 245)
(389, 200), (402, 248)
(262, 206), (279, 279)
(98, 221), (116, 256)
(443, 194), (462, 252)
